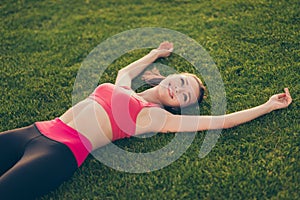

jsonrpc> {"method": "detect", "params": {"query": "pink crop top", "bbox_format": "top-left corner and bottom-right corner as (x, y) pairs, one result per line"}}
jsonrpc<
(89, 83), (159, 141)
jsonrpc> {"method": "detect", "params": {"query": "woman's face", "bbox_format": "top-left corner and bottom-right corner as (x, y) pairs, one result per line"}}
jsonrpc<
(157, 74), (200, 107)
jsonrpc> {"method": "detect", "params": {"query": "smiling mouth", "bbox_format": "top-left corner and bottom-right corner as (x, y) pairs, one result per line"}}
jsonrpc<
(168, 84), (174, 99)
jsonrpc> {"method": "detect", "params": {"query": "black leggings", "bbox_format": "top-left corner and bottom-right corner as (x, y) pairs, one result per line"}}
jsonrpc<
(0, 124), (78, 199)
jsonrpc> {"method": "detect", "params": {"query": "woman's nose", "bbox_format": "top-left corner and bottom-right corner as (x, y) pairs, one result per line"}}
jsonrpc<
(175, 86), (185, 93)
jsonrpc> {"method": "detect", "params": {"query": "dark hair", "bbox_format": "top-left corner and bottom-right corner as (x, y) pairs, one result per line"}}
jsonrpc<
(141, 67), (166, 86)
(142, 68), (206, 114)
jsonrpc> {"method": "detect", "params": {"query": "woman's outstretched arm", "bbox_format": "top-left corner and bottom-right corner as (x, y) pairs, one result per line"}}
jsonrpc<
(140, 88), (292, 134)
(115, 42), (173, 87)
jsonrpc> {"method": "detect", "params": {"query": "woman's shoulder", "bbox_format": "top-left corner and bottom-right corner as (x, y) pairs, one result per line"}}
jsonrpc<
(135, 106), (170, 135)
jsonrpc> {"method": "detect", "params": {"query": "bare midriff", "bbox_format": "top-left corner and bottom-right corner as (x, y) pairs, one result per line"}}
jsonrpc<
(59, 98), (113, 150)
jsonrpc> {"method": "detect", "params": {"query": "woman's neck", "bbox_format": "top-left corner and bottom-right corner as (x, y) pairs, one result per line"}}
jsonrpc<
(137, 86), (161, 105)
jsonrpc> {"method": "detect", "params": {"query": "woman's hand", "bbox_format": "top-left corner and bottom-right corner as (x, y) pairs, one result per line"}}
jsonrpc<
(151, 41), (174, 58)
(267, 88), (292, 111)
(116, 42), (173, 87)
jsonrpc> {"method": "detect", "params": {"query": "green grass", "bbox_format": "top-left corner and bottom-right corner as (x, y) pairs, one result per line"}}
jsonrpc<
(1, 0), (299, 199)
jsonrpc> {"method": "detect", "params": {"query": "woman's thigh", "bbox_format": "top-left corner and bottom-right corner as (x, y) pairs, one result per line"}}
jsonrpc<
(0, 135), (78, 199)
(0, 125), (39, 176)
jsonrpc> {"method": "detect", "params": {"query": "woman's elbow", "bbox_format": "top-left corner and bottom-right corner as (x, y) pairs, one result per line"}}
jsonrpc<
(208, 115), (235, 130)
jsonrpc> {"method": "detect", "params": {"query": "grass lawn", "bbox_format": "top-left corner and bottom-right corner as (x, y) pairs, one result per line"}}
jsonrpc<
(1, 0), (299, 199)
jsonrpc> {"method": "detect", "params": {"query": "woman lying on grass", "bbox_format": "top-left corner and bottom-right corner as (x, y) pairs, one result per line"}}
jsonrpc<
(0, 42), (292, 199)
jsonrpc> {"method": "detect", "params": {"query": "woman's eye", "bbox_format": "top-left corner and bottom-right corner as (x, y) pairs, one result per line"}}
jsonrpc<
(180, 78), (184, 86)
(183, 94), (188, 102)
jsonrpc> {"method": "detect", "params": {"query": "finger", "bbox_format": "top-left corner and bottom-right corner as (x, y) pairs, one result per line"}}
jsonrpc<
(163, 41), (171, 46)
(284, 88), (292, 99)
(284, 87), (288, 93)
(166, 43), (173, 49)
(159, 42), (167, 48)
(284, 88), (291, 97)
(278, 93), (286, 99)
(284, 88), (292, 104)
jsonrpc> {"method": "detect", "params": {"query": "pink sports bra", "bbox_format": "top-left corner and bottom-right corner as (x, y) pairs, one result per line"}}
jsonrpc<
(89, 83), (159, 141)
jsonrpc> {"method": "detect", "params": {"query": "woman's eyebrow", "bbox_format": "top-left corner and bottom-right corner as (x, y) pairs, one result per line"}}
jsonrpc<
(185, 77), (189, 85)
